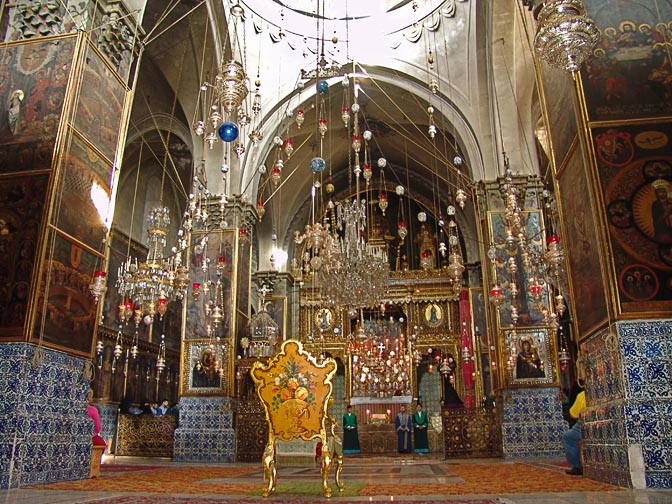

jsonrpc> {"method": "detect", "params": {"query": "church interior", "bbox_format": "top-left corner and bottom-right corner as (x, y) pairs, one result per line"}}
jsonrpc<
(1, 0), (672, 501)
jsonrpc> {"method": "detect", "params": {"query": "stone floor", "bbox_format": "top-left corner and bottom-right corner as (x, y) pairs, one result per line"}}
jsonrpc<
(2, 455), (672, 504)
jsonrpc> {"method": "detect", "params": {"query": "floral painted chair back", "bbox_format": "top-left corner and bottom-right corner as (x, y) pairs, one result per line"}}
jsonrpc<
(251, 339), (339, 497)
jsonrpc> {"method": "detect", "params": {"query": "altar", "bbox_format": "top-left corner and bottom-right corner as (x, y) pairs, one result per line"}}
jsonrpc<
(348, 396), (412, 426)
(343, 396), (442, 454)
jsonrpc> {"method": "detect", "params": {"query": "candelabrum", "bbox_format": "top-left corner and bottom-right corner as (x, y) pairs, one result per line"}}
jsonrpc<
(116, 206), (187, 326)
(487, 166), (567, 328)
(347, 318), (411, 398)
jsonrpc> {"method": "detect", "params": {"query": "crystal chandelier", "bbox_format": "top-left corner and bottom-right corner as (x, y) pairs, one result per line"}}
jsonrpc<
(318, 198), (390, 309)
(292, 76), (390, 309)
(533, 0), (600, 74)
(116, 206), (186, 324)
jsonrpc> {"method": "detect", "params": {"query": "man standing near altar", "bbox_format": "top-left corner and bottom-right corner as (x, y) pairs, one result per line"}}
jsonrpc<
(395, 405), (412, 453)
(413, 403), (429, 454)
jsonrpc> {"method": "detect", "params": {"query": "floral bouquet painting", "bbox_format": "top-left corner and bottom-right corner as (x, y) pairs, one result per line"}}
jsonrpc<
(252, 340), (336, 441)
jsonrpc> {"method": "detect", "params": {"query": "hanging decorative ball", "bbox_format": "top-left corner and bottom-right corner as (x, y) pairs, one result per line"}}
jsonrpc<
(218, 122), (239, 142)
(310, 157), (326, 173)
(273, 135), (283, 146)
(317, 80), (329, 94)
(418, 211), (427, 222)
(220, 163), (229, 173)
(363, 130), (373, 141)
(258, 164), (267, 174)
(378, 157), (387, 168)
(351, 103), (360, 113)
(428, 105), (435, 114)
(326, 182), (335, 194)
(396, 185), (405, 196)
(453, 154), (463, 166)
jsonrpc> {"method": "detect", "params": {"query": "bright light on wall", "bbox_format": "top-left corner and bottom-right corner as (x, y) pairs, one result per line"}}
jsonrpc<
(272, 247), (288, 270)
(90, 181), (111, 230)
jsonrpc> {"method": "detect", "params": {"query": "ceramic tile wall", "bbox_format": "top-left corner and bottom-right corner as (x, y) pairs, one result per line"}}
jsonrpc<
(619, 319), (672, 488)
(582, 320), (672, 489)
(0, 343), (92, 488)
(501, 387), (565, 459)
(97, 404), (118, 451)
(172, 396), (235, 462)
(582, 327), (631, 487)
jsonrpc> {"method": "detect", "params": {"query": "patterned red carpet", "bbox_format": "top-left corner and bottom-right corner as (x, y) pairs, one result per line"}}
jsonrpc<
(31, 461), (621, 498)
(83, 498), (498, 504)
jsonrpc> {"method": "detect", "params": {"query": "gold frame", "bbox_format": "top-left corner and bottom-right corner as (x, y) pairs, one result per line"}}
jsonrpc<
(500, 326), (558, 388)
(181, 340), (229, 395)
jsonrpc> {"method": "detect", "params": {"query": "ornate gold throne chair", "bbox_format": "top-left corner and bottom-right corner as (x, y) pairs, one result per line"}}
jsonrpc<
(251, 339), (342, 497)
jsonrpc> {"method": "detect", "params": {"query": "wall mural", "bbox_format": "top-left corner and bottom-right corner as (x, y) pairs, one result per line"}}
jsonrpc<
(594, 122), (672, 313)
(33, 230), (98, 355)
(56, 132), (112, 250)
(0, 175), (47, 335)
(582, 2), (672, 121)
(73, 42), (127, 162)
(0, 36), (75, 172)
(540, 63), (578, 169)
(557, 145), (609, 338)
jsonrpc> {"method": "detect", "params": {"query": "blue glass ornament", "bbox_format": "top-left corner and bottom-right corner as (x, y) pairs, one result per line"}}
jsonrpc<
(310, 157), (326, 173)
(317, 80), (329, 94)
(218, 122), (239, 142)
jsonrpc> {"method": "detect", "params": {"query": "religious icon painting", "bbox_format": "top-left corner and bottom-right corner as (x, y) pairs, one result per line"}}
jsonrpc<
(503, 328), (556, 387)
(424, 303), (442, 327)
(315, 308), (334, 331)
(184, 341), (229, 395)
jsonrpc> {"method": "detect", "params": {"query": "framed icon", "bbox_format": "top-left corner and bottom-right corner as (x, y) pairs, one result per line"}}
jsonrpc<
(424, 303), (442, 327)
(315, 308), (334, 331)
(503, 327), (556, 387)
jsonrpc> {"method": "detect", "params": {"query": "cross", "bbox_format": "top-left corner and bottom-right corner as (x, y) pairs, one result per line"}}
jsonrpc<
(258, 283), (270, 301)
